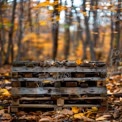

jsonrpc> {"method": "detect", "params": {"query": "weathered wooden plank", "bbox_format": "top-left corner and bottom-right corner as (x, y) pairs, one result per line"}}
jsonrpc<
(12, 104), (100, 108)
(20, 97), (106, 100)
(0, 76), (11, 80)
(13, 61), (40, 67)
(12, 61), (106, 67)
(11, 87), (107, 96)
(11, 77), (106, 82)
(12, 66), (106, 73)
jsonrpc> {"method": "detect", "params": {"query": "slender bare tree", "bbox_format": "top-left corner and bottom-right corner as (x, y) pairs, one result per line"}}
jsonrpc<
(83, 0), (96, 60)
(16, 0), (24, 61)
(115, 0), (121, 50)
(5, 0), (17, 64)
(52, 0), (60, 60)
(64, 0), (72, 59)
(28, 0), (33, 32)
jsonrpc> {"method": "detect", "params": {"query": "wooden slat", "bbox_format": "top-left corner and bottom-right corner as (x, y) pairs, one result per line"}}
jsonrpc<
(12, 61), (106, 67)
(20, 97), (106, 100)
(11, 77), (106, 82)
(12, 66), (106, 73)
(64, 104), (100, 107)
(11, 87), (107, 96)
(12, 104), (100, 108)
(13, 104), (55, 108)
(0, 76), (11, 80)
(13, 61), (40, 66)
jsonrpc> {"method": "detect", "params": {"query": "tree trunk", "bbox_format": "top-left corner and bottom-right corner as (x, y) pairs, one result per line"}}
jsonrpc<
(0, 35), (2, 66)
(52, 0), (59, 60)
(52, 22), (59, 60)
(107, 11), (114, 64)
(5, 0), (17, 64)
(91, 0), (99, 47)
(114, 0), (121, 50)
(36, 13), (40, 34)
(64, 26), (70, 59)
(64, 0), (73, 59)
(16, 0), (24, 61)
(64, 7), (70, 59)
(28, 0), (33, 32)
(74, 8), (86, 60)
(83, 0), (96, 60)
(0, 1), (6, 65)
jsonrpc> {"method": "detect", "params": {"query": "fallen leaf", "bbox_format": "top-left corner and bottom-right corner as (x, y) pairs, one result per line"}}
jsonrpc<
(54, 114), (65, 119)
(96, 114), (112, 121)
(96, 116), (107, 121)
(74, 113), (84, 119)
(17, 111), (27, 116)
(39, 116), (52, 122)
(91, 107), (98, 111)
(71, 106), (80, 114)
(76, 59), (82, 65)
(42, 111), (54, 116)
(60, 109), (73, 115)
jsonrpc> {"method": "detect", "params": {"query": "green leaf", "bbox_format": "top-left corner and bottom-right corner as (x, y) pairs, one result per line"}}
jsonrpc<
(64, 24), (69, 28)
(6, 23), (13, 27)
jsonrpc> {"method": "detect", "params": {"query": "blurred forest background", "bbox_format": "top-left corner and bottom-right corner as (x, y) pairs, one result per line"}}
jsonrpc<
(0, 0), (121, 65)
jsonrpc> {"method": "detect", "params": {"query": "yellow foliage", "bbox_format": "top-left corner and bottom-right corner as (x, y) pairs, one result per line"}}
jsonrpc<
(56, 16), (60, 21)
(72, 106), (80, 114)
(84, 107), (98, 118)
(86, 111), (94, 118)
(39, 21), (47, 26)
(105, 78), (109, 83)
(2, 18), (11, 27)
(23, 33), (38, 42)
(3, 18), (9, 23)
(4, 73), (9, 76)
(53, 1), (59, 5)
(82, 12), (87, 16)
(101, 32), (106, 35)
(14, 25), (18, 31)
(35, 1), (50, 7)
(47, 17), (52, 21)
(56, 6), (67, 12)
(0, 88), (11, 97)
(0, 89), (7, 94)
(4, 80), (10, 84)
(119, 62), (122, 66)
(1, 4), (10, 10)
(76, 59), (82, 65)
(91, 107), (98, 111)
(2, 91), (11, 97)
(74, 113), (84, 119)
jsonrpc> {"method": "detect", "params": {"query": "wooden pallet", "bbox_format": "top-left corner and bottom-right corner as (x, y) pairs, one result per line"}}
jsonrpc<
(10, 61), (107, 112)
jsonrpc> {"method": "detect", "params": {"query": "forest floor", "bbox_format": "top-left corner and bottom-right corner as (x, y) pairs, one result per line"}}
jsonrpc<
(0, 65), (122, 122)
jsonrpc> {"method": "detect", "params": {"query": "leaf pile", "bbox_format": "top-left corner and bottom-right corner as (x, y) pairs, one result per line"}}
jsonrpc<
(106, 74), (122, 95)
(0, 107), (98, 122)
